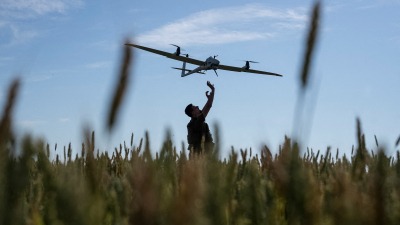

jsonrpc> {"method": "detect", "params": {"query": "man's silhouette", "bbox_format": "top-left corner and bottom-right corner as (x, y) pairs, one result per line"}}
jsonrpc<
(185, 81), (215, 154)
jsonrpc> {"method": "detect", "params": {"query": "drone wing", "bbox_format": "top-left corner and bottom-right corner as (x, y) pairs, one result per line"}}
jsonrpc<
(218, 64), (283, 77)
(125, 43), (204, 66)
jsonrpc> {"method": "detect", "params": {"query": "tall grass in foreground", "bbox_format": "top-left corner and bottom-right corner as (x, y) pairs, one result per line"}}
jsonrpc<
(0, 128), (400, 225)
(1, 1), (400, 225)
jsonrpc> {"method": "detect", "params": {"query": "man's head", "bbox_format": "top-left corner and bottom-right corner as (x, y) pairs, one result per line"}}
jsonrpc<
(185, 104), (200, 117)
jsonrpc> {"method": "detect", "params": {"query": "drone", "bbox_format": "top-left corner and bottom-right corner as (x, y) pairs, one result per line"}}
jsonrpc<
(125, 43), (283, 77)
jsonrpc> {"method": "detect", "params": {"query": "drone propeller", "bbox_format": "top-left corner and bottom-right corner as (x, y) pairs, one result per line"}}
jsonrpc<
(170, 44), (185, 50)
(242, 60), (259, 64)
(170, 44), (185, 56)
(241, 60), (260, 70)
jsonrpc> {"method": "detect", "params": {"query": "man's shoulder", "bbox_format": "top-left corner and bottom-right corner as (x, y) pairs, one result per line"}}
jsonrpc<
(195, 113), (205, 121)
(187, 114), (205, 127)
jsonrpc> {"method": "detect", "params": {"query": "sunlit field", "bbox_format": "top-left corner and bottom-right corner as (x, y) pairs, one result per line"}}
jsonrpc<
(1, 2), (400, 225)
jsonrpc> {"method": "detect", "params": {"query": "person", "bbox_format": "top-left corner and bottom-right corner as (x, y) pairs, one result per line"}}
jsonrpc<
(185, 81), (215, 154)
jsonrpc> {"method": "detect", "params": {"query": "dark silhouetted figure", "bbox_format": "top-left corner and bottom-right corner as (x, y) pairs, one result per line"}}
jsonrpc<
(185, 81), (215, 155)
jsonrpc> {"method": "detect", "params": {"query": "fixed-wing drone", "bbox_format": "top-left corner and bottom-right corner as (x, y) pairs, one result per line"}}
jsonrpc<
(125, 43), (283, 77)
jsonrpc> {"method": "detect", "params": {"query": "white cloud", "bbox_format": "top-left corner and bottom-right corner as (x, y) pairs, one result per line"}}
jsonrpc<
(0, 0), (83, 46)
(136, 4), (307, 47)
(7, 25), (39, 46)
(325, 3), (347, 13)
(1, 0), (83, 16)
(59, 118), (70, 123)
(85, 61), (111, 69)
(18, 120), (46, 128)
(24, 74), (53, 83)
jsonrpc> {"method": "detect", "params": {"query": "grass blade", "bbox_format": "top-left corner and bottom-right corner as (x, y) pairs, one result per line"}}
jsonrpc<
(107, 40), (133, 132)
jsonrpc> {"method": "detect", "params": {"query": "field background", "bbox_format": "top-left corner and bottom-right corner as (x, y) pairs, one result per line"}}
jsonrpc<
(1, 122), (400, 225)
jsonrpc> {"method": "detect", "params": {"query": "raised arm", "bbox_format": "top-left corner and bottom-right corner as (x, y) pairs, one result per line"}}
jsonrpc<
(201, 81), (215, 118)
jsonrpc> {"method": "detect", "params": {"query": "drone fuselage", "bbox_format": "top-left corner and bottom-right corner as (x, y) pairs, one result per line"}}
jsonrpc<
(180, 56), (220, 77)
(204, 56), (220, 69)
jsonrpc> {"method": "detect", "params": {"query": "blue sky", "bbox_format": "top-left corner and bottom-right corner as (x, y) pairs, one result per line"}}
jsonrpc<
(1, 0), (399, 158)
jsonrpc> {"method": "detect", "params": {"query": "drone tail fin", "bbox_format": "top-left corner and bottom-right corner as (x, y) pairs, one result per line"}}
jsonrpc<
(181, 61), (186, 77)
(172, 61), (189, 77)
(171, 62), (205, 77)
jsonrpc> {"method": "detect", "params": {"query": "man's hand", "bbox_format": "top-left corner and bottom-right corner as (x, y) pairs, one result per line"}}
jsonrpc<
(207, 81), (215, 91)
(205, 81), (214, 99)
(202, 81), (215, 117)
(201, 81), (215, 118)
